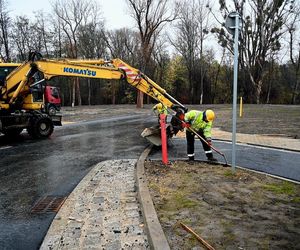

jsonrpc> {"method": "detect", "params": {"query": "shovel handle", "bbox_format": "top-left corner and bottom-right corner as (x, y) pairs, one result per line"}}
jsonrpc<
(189, 127), (229, 165)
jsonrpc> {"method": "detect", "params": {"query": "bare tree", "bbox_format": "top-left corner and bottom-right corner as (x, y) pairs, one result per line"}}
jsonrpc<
(171, 0), (210, 104)
(12, 16), (32, 60)
(286, 2), (300, 104)
(197, 0), (211, 104)
(77, 21), (107, 105)
(52, 0), (101, 107)
(171, 0), (198, 103)
(51, 16), (63, 58)
(33, 11), (52, 58)
(77, 24), (106, 59)
(12, 14), (52, 60)
(152, 38), (170, 88)
(126, 0), (178, 108)
(105, 28), (139, 63)
(0, 0), (10, 61)
(77, 5), (105, 59)
(265, 54), (278, 104)
(212, 0), (294, 104)
(103, 28), (141, 104)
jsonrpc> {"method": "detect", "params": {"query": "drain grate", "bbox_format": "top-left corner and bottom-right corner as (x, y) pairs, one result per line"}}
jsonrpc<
(31, 196), (66, 213)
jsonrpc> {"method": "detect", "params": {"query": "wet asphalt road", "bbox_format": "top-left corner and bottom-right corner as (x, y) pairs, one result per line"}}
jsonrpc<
(0, 115), (152, 250)
(1, 114), (300, 250)
(149, 139), (300, 182)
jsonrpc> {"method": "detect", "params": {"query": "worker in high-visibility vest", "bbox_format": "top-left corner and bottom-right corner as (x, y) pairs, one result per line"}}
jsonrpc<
(152, 103), (168, 123)
(181, 109), (217, 162)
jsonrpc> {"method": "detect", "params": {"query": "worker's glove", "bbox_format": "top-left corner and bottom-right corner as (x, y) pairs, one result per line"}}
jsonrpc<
(206, 138), (212, 146)
(181, 122), (191, 129)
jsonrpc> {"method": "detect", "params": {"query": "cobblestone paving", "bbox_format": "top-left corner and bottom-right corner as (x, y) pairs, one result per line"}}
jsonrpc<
(40, 160), (149, 250)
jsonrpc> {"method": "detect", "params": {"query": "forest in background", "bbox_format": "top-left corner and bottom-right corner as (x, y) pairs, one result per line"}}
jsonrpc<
(0, 0), (299, 106)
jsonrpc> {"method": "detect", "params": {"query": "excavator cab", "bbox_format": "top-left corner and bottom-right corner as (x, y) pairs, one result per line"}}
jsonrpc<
(0, 63), (21, 87)
(29, 73), (44, 103)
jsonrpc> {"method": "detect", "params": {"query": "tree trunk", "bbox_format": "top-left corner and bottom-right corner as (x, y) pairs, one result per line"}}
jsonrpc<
(200, 66), (205, 104)
(248, 69), (263, 104)
(255, 80), (263, 104)
(88, 79), (91, 105)
(76, 78), (81, 106)
(68, 79), (72, 106)
(112, 81), (116, 105)
(291, 65), (299, 105)
(0, 14), (10, 61)
(292, 74), (299, 104)
(200, 92), (203, 105)
(188, 71), (193, 104)
(266, 63), (273, 104)
(72, 79), (76, 107)
(136, 90), (144, 108)
(266, 80), (271, 104)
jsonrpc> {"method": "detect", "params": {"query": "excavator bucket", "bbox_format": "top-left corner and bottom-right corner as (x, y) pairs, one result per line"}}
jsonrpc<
(141, 125), (162, 146)
(141, 124), (174, 146)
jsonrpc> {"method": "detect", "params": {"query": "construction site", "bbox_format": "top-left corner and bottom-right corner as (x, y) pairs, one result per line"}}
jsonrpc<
(0, 0), (300, 249)
(37, 104), (300, 249)
(0, 52), (299, 250)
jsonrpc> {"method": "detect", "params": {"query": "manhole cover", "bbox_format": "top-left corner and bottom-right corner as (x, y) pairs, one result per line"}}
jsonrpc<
(31, 196), (66, 213)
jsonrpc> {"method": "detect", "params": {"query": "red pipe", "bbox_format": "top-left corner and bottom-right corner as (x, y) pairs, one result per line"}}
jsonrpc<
(160, 114), (168, 165)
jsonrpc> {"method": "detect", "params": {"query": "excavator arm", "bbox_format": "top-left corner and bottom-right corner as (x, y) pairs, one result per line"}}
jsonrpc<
(0, 52), (186, 139)
(64, 58), (181, 109)
(41, 58), (178, 108)
(1, 59), (123, 109)
(1, 57), (184, 110)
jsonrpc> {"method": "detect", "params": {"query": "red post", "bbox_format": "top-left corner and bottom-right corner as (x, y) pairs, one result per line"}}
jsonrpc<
(160, 114), (168, 165)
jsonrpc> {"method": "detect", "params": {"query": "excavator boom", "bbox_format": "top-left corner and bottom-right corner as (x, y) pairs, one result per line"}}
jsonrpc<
(0, 52), (186, 139)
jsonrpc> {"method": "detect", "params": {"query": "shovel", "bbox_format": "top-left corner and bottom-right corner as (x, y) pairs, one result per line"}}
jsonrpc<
(188, 126), (229, 166)
(168, 112), (229, 165)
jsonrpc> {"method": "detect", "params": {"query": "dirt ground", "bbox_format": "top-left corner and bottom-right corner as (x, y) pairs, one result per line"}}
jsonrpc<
(184, 104), (300, 139)
(61, 104), (150, 123)
(145, 160), (300, 250)
(62, 104), (300, 138)
(61, 104), (300, 249)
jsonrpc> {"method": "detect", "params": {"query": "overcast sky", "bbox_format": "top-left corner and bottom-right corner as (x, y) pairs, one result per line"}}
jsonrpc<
(8, 0), (134, 30)
(7, 0), (225, 60)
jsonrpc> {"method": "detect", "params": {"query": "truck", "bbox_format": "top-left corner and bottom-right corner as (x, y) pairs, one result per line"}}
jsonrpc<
(0, 62), (62, 115)
(0, 52), (186, 139)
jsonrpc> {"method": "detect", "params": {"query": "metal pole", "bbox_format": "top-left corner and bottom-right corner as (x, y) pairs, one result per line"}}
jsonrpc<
(232, 13), (240, 171)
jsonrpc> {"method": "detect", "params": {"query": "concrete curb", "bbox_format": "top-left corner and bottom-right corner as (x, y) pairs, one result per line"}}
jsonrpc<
(136, 145), (170, 250)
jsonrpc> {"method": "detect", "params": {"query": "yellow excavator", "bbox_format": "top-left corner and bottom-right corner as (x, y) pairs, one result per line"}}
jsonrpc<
(0, 52), (186, 140)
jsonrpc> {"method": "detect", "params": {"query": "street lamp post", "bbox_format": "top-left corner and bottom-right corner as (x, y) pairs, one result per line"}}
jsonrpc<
(225, 11), (241, 171)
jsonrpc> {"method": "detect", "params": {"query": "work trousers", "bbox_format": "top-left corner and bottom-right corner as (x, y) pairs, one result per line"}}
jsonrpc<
(186, 129), (212, 159)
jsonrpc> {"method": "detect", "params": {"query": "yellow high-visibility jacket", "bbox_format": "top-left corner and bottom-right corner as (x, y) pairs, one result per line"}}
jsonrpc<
(184, 110), (212, 138)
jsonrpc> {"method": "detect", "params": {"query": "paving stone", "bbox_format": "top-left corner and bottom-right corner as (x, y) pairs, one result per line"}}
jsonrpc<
(40, 159), (149, 249)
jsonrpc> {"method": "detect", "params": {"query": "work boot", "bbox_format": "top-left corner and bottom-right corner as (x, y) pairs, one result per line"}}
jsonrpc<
(188, 156), (194, 161)
(207, 154), (217, 162)
(208, 157), (218, 162)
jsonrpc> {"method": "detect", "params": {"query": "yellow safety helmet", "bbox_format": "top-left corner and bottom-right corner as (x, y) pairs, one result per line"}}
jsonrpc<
(204, 109), (215, 122)
(155, 103), (163, 110)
